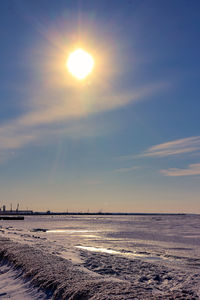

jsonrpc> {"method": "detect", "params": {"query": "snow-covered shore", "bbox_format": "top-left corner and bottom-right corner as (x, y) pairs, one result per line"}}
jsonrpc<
(0, 236), (199, 299)
(0, 261), (47, 300)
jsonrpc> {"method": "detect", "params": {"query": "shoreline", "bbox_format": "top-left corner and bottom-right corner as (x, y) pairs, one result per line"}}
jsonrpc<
(0, 236), (199, 299)
(0, 212), (189, 216)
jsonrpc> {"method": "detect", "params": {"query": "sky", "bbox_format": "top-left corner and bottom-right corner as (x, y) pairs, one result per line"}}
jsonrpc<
(0, 0), (200, 213)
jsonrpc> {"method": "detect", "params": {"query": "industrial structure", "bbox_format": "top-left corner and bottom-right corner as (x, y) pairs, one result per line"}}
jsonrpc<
(0, 204), (33, 215)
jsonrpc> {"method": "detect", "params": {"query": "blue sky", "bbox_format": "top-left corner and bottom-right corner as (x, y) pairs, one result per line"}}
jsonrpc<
(0, 0), (200, 212)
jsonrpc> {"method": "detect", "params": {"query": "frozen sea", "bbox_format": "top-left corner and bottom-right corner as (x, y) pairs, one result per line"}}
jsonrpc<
(0, 214), (200, 299)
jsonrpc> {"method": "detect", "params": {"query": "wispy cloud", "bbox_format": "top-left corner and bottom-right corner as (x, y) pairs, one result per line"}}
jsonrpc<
(0, 80), (165, 163)
(138, 136), (200, 158)
(117, 136), (200, 177)
(161, 163), (200, 176)
(113, 166), (140, 173)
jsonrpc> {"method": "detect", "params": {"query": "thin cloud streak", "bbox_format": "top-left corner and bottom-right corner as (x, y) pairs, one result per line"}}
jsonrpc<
(113, 166), (140, 173)
(138, 136), (200, 158)
(161, 163), (200, 176)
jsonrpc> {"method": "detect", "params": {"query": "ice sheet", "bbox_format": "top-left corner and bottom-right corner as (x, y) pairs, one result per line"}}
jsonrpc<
(0, 214), (200, 299)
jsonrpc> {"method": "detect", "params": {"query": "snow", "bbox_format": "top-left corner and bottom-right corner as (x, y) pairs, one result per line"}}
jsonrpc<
(0, 214), (200, 299)
(0, 261), (48, 299)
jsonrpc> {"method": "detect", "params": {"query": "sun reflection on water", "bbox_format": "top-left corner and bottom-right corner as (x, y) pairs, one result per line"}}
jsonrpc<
(75, 246), (165, 262)
(47, 229), (96, 234)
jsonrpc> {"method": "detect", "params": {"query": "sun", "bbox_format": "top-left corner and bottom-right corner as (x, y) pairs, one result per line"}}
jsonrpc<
(66, 48), (94, 80)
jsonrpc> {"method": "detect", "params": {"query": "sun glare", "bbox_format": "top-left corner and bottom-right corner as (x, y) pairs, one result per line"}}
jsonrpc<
(66, 48), (94, 80)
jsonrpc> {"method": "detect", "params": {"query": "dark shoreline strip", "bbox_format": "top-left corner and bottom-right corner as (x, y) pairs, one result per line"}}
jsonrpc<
(0, 216), (24, 220)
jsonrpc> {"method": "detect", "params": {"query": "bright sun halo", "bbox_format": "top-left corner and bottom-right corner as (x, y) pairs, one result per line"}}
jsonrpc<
(66, 48), (94, 80)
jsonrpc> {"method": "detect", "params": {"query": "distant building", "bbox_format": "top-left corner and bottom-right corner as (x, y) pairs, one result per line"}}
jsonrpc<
(3, 205), (6, 212)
